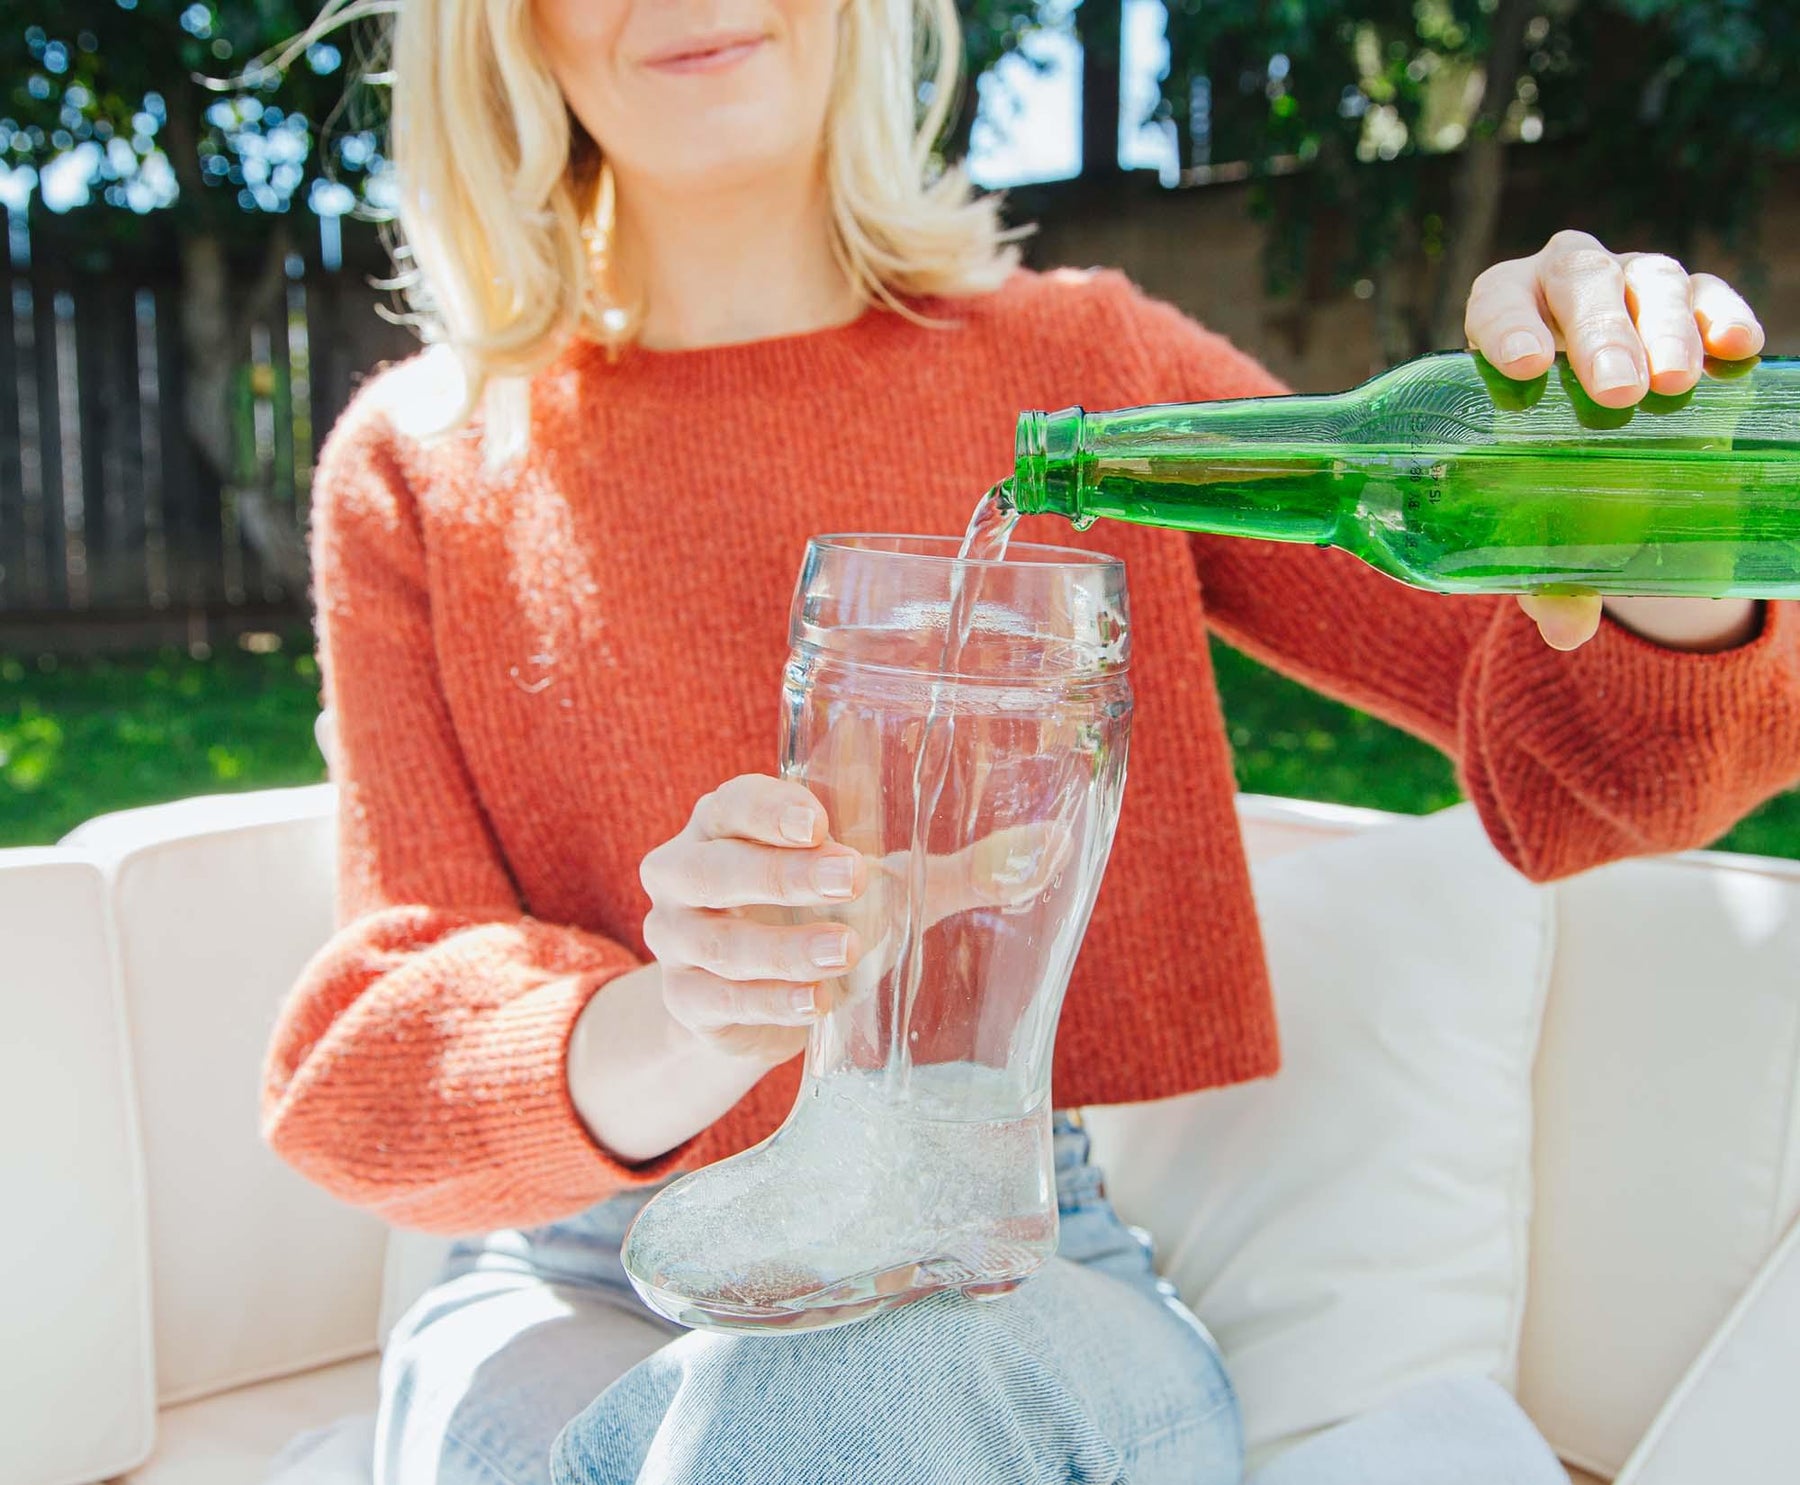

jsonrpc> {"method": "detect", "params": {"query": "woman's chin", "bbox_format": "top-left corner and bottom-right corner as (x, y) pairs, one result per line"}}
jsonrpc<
(620, 118), (816, 192)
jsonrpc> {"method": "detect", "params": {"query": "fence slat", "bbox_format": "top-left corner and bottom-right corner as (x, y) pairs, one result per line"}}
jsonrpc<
(0, 254), (418, 634)
(0, 277), (23, 612)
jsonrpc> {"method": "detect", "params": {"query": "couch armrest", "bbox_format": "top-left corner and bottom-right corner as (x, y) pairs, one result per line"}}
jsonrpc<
(1615, 1213), (1800, 1483)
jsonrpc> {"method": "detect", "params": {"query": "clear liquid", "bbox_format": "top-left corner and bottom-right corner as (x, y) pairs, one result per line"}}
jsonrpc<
(887, 484), (1022, 1088)
(628, 1061), (1055, 1330)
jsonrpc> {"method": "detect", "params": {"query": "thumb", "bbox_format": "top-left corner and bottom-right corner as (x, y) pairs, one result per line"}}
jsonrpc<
(1517, 592), (1604, 651)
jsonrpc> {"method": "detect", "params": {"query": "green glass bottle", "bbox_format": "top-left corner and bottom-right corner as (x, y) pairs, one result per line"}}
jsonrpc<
(1009, 351), (1800, 598)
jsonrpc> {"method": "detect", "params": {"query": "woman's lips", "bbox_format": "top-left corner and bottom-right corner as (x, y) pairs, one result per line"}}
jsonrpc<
(642, 35), (768, 74)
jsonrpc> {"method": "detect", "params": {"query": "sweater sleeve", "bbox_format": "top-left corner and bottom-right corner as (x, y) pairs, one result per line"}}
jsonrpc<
(261, 393), (685, 1235)
(1106, 278), (1800, 881)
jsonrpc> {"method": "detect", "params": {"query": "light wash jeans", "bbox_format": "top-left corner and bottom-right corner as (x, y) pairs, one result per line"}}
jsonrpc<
(378, 1113), (1241, 1484)
(373, 1113), (1568, 1485)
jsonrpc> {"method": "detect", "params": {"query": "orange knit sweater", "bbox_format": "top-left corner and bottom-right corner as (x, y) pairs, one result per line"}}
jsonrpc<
(263, 268), (1800, 1235)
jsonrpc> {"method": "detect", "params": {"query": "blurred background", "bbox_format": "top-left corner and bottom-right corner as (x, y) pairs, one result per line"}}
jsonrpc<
(1, 0), (1796, 853)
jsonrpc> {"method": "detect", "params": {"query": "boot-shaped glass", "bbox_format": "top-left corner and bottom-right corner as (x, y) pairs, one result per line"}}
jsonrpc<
(622, 535), (1133, 1333)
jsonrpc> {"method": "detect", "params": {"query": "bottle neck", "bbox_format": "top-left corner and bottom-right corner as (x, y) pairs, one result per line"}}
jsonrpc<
(1012, 394), (1356, 543)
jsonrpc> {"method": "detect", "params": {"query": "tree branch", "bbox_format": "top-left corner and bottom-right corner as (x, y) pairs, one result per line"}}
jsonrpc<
(1428, 0), (1534, 350)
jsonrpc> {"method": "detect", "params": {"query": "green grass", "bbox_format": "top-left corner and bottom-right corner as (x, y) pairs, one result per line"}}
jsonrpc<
(0, 631), (328, 847)
(2, 632), (1796, 861)
(1208, 638), (1800, 862)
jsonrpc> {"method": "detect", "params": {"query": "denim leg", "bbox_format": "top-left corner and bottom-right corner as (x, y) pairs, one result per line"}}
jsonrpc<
(549, 1113), (1241, 1485)
(550, 1256), (1240, 1485)
(375, 1190), (678, 1485)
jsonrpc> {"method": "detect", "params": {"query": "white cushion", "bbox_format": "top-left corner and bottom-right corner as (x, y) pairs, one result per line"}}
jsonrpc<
(1233, 793), (1397, 865)
(63, 786), (390, 1405)
(1087, 803), (1554, 1466)
(0, 851), (156, 1485)
(1517, 849), (1800, 1476)
(124, 1355), (379, 1485)
(1616, 1211), (1800, 1484)
(379, 1232), (456, 1350)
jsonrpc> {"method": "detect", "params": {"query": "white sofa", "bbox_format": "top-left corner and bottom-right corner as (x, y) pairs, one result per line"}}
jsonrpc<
(5, 784), (1799, 1485)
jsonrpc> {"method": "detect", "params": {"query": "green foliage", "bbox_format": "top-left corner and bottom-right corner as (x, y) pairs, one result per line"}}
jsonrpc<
(0, 0), (383, 243)
(1535, 0), (1800, 253)
(1159, 0), (1800, 309)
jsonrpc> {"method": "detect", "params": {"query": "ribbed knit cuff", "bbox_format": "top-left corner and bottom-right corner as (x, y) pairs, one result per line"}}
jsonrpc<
(1460, 599), (1799, 881)
(435, 960), (696, 1231)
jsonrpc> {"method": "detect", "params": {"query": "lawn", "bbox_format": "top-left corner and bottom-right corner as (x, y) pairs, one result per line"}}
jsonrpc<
(3, 631), (1797, 861)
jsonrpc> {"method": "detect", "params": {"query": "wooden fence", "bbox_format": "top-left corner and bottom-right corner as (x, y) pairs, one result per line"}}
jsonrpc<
(0, 255), (412, 649)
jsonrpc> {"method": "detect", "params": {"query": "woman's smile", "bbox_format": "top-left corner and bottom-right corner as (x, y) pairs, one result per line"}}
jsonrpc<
(641, 31), (770, 75)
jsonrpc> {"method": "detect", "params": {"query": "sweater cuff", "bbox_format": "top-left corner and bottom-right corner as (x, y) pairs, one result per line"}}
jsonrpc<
(1459, 599), (1800, 881)
(454, 960), (696, 1223)
(1573, 595), (1795, 717)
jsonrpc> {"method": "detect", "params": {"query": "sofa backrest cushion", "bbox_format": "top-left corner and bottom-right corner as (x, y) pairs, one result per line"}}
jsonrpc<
(63, 787), (390, 1406)
(1086, 803), (1555, 1467)
(1518, 849), (1800, 1476)
(1, 851), (155, 1485)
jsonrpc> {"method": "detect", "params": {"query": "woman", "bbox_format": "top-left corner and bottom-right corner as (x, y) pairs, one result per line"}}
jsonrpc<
(264, 0), (1796, 1479)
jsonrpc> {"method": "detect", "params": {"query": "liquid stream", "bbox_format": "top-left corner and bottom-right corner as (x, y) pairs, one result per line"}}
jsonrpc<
(886, 483), (1021, 1091)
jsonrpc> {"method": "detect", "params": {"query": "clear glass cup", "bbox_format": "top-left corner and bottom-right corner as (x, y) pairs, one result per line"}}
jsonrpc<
(621, 534), (1133, 1333)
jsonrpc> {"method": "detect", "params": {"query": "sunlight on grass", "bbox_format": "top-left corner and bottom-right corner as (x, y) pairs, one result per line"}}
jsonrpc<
(1208, 638), (1800, 861)
(0, 634), (328, 847)
(1, 632), (1794, 861)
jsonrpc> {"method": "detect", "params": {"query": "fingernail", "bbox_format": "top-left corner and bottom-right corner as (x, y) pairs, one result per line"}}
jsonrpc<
(1499, 331), (1543, 365)
(788, 985), (818, 1017)
(780, 806), (818, 845)
(809, 930), (849, 970)
(1715, 319), (1756, 348)
(1591, 347), (1642, 393)
(814, 856), (856, 899)
(1650, 336), (1695, 375)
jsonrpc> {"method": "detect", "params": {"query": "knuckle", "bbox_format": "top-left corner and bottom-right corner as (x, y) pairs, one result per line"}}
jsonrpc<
(1576, 307), (1636, 341)
(659, 962), (695, 1008)
(663, 850), (696, 903)
(1566, 249), (1623, 289)
(680, 848), (721, 906)
(697, 976), (741, 1027)
(1626, 252), (1685, 283)
(664, 968), (716, 1030)
(1547, 228), (1604, 257)
(689, 789), (721, 836)
(780, 926), (817, 979)
(692, 921), (732, 975)
(641, 906), (670, 960)
(640, 903), (680, 964)
(764, 852), (799, 904)
(1468, 260), (1514, 298)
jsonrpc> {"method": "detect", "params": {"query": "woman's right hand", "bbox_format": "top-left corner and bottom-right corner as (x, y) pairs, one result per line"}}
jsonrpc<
(639, 775), (870, 1064)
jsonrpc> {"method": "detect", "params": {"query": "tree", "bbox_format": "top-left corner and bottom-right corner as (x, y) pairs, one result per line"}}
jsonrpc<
(1077, 0), (1122, 180)
(0, 0), (386, 583)
(1156, 0), (1800, 363)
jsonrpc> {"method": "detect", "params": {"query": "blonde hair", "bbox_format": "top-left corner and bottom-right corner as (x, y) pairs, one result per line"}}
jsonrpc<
(278, 0), (1022, 463)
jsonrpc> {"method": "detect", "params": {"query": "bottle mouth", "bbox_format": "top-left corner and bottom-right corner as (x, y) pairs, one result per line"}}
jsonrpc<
(1014, 409), (1049, 510)
(1012, 408), (1083, 514)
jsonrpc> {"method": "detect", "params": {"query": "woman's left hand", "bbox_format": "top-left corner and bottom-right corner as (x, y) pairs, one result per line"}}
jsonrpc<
(1464, 230), (1767, 653)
